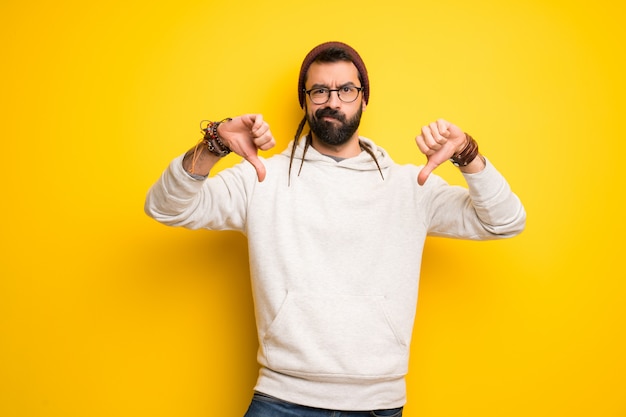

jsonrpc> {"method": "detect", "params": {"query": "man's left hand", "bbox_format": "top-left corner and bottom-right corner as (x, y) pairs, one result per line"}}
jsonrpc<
(415, 119), (467, 185)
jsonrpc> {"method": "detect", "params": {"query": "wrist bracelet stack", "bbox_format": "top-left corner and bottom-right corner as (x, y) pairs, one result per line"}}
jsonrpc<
(201, 118), (233, 157)
(450, 133), (479, 167)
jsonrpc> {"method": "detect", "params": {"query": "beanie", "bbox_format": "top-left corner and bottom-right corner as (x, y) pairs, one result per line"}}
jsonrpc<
(297, 41), (369, 108)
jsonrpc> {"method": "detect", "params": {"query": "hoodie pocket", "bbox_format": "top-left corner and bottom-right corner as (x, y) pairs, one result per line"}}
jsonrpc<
(261, 292), (408, 381)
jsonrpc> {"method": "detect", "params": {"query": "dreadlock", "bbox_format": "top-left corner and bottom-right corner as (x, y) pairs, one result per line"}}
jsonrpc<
(359, 140), (385, 181)
(288, 115), (309, 186)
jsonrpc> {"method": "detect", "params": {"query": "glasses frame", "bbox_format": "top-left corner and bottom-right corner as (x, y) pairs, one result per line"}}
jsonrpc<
(303, 86), (364, 105)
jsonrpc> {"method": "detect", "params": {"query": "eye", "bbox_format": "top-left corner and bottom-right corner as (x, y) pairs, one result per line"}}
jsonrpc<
(312, 88), (328, 95)
(341, 86), (354, 93)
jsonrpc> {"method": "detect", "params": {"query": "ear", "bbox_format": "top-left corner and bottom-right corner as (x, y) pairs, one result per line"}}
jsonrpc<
(361, 98), (367, 112)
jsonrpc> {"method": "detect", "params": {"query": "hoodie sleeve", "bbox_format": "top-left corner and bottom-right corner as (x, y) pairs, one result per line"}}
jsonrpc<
(424, 158), (526, 240)
(144, 155), (252, 231)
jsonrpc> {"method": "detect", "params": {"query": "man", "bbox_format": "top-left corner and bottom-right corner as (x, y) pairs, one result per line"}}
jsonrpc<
(145, 41), (526, 416)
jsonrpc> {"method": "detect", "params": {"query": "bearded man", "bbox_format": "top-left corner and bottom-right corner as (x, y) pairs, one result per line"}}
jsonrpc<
(145, 41), (526, 417)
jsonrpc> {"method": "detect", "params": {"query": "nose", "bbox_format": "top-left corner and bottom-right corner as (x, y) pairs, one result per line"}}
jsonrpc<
(327, 90), (342, 108)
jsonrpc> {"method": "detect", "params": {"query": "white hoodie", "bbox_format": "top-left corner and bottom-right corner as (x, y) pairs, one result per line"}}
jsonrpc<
(145, 137), (526, 410)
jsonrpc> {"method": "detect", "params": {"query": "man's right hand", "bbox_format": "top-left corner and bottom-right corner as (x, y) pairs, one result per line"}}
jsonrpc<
(218, 114), (276, 182)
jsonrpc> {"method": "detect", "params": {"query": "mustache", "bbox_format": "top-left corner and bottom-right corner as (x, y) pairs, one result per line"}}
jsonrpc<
(314, 108), (346, 122)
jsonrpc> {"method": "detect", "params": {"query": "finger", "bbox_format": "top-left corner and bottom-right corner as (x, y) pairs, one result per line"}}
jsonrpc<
(251, 114), (265, 134)
(240, 114), (261, 134)
(246, 153), (267, 182)
(239, 114), (254, 129)
(422, 124), (444, 149)
(253, 122), (269, 139)
(257, 134), (276, 151)
(417, 160), (437, 186)
(253, 126), (273, 145)
(436, 118), (451, 138)
(430, 122), (447, 145)
(415, 134), (433, 156)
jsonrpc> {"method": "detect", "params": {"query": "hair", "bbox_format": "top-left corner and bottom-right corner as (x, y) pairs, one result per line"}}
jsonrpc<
(287, 115), (309, 186)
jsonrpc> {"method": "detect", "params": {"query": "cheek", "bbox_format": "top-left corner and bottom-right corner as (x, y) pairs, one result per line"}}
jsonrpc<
(308, 105), (323, 118)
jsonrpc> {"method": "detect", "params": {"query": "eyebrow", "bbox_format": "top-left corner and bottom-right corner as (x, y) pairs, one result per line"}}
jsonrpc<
(309, 81), (358, 89)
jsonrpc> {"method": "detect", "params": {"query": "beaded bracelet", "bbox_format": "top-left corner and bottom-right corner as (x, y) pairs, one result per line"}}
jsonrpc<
(201, 118), (233, 157)
(450, 133), (479, 167)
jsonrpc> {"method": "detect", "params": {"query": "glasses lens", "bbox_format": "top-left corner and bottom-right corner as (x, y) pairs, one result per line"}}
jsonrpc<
(309, 88), (329, 104)
(339, 86), (359, 103)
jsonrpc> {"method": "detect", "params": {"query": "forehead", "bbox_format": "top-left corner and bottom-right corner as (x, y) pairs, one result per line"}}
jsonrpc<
(305, 61), (360, 87)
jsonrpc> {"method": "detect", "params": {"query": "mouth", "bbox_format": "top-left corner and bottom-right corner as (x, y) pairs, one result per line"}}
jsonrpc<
(319, 114), (344, 124)
(315, 109), (344, 124)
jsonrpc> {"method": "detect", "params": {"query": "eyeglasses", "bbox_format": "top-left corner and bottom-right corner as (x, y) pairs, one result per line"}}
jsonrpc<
(304, 85), (363, 105)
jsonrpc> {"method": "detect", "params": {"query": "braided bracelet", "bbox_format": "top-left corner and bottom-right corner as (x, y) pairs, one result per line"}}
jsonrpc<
(450, 133), (479, 167)
(201, 118), (233, 157)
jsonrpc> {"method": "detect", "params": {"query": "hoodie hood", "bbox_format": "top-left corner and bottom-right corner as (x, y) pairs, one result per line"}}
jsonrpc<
(280, 136), (394, 174)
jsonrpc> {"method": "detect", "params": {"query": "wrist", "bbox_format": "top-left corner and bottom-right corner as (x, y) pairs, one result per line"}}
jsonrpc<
(216, 121), (230, 148)
(459, 153), (486, 173)
(183, 143), (220, 178)
(201, 118), (233, 157)
(183, 117), (233, 177)
(450, 133), (479, 167)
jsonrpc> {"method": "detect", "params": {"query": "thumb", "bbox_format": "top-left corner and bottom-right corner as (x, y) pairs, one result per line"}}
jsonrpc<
(417, 160), (437, 186)
(245, 153), (267, 182)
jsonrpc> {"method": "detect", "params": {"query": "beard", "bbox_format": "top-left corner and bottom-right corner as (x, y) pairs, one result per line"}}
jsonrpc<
(307, 105), (363, 147)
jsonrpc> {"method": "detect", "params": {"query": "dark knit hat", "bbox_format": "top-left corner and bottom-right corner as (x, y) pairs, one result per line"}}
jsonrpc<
(298, 41), (369, 108)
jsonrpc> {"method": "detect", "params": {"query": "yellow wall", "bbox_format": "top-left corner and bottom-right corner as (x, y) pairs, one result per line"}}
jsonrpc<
(1, 0), (624, 416)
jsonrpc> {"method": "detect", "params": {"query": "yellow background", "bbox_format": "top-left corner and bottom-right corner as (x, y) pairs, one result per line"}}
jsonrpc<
(1, 0), (625, 416)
